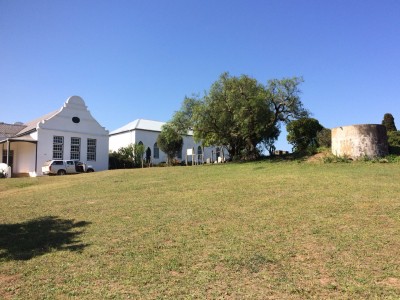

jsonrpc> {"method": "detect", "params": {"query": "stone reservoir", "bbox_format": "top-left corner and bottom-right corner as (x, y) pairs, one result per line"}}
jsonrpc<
(331, 124), (388, 158)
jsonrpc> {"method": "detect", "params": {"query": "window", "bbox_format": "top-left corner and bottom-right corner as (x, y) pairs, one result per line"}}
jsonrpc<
(87, 138), (96, 161)
(53, 136), (64, 159)
(198, 146), (203, 160)
(70, 137), (81, 160)
(2, 150), (14, 166)
(153, 142), (159, 159)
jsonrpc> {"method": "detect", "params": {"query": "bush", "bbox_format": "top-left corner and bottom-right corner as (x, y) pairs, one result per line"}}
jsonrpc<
(387, 131), (400, 155)
(109, 151), (135, 169)
(385, 155), (400, 163)
(323, 155), (352, 163)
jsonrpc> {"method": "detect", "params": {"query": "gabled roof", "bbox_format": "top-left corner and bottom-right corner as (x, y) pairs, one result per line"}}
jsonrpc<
(109, 119), (166, 135)
(1, 96), (106, 142)
(110, 119), (195, 136)
(16, 110), (60, 137)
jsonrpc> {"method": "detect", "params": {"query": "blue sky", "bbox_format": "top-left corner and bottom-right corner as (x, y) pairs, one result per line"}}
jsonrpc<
(1, 0), (399, 151)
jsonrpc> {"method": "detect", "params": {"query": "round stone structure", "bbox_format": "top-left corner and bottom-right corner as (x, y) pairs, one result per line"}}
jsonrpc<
(331, 124), (388, 158)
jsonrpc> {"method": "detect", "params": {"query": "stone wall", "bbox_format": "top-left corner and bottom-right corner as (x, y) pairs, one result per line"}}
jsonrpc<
(331, 124), (388, 158)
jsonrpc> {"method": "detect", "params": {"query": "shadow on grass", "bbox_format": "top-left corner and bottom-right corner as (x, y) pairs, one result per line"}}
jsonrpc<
(0, 216), (91, 261)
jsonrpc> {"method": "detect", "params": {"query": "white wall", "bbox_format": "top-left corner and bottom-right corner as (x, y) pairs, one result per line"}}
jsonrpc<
(109, 131), (134, 152)
(13, 142), (36, 173)
(34, 96), (109, 175)
(36, 129), (108, 175)
(109, 129), (228, 164)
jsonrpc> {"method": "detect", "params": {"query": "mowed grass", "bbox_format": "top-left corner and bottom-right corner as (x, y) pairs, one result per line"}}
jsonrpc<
(1, 161), (400, 299)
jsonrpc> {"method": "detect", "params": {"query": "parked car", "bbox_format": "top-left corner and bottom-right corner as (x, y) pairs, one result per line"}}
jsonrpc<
(42, 160), (94, 175)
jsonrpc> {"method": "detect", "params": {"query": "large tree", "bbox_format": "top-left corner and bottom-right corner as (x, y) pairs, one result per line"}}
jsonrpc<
(286, 117), (324, 153)
(157, 124), (183, 165)
(172, 73), (308, 160)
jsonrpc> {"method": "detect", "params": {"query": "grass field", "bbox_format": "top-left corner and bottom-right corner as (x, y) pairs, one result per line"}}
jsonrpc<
(1, 161), (400, 299)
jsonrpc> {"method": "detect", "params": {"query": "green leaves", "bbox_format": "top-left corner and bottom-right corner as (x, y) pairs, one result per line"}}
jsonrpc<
(157, 124), (183, 165)
(286, 118), (324, 153)
(172, 73), (309, 160)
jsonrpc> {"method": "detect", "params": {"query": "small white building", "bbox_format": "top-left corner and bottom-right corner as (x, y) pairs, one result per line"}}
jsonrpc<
(0, 96), (109, 176)
(109, 119), (226, 164)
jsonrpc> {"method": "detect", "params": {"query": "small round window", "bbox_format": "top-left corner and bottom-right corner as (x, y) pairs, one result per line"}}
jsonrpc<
(72, 117), (80, 123)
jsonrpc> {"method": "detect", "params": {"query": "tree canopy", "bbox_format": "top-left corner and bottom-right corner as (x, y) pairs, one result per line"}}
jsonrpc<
(171, 73), (309, 160)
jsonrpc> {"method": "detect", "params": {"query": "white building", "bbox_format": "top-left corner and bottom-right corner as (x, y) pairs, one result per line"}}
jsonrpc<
(0, 96), (109, 176)
(109, 119), (226, 164)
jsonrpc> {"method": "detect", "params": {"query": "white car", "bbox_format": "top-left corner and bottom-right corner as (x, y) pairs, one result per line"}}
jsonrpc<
(42, 160), (94, 175)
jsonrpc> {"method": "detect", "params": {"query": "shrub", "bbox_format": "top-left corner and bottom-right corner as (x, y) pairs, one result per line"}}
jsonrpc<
(109, 151), (135, 169)
(323, 155), (352, 163)
(385, 154), (400, 163)
(108, 144), (145, 169)
(387, 131), (400, 155)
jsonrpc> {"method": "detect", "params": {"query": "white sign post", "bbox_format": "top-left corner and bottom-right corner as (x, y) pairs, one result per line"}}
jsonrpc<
(186, 148), (195, 166)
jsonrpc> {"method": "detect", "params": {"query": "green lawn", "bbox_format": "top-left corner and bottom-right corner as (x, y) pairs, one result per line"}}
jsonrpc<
(1, 161), (400, 299)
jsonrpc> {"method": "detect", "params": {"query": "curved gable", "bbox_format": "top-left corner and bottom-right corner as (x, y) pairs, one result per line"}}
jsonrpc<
(38, 96), (108, 136)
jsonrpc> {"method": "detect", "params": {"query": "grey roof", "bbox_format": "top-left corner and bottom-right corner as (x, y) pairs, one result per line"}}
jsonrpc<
(16, 110), (59, 136)
(110, 119), (194, 136)
(0, 109), (59, 142)
(0, 123), (27, 140)
(109, 119), (166, 135)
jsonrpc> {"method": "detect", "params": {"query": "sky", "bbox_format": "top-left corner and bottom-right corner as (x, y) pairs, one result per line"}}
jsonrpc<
(1, 0), (399, 151)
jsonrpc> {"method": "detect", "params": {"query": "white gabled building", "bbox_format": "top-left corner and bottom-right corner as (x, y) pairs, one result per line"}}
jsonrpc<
(0, 96), (109, 176)
(109, 119), (226, 164)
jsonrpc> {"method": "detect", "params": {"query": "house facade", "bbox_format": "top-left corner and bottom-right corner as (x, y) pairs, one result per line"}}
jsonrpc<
(0, 96), (109, 176)
(109, 119), (227, 164)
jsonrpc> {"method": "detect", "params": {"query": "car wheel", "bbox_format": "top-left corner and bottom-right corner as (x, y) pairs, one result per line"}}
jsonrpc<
(58, 169), (66, 176)
(87, 168), (94, 173)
